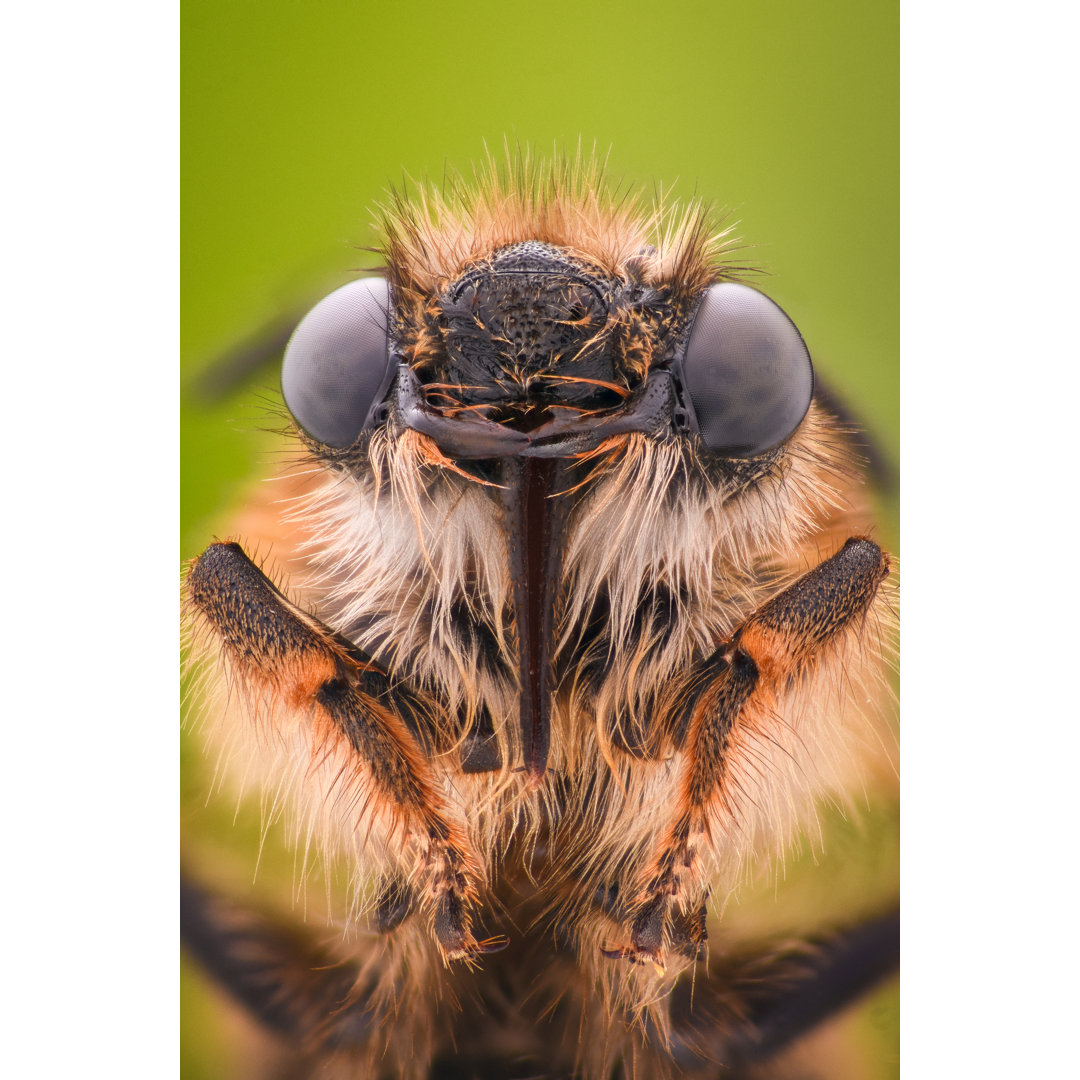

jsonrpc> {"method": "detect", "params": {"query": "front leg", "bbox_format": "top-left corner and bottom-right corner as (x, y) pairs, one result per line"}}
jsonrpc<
(185, 541), (497, 962)
(626, 538), (891, 967)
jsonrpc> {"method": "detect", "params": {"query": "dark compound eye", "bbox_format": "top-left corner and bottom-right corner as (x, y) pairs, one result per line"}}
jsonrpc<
(676, 283), (814, 457)
(281, 278), (395, 448)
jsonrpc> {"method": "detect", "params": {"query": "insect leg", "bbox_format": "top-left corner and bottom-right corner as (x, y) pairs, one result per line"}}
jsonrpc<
(812, 374), (897, 491)
(186, 541), (492, 962)
(189, 308), (304, 402)
(630, 538), (891, 964)
(668, 908), (900, 1069)
(181, 872), (367, 1048)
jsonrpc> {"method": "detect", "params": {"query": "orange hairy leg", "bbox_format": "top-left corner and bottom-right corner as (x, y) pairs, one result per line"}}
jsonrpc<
(626, 538), (891, 966)
(185, 541), (496, 962)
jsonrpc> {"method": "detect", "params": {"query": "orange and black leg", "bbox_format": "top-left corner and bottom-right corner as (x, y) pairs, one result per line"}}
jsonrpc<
(186, 541), (496, 962)
(627, 538), (891, 966)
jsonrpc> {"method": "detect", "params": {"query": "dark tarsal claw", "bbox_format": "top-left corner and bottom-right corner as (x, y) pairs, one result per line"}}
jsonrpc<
(373, 876), (417, 934)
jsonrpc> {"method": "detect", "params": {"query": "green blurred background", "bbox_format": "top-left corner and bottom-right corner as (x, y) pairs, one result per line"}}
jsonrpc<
(182, 2), (898, 1075)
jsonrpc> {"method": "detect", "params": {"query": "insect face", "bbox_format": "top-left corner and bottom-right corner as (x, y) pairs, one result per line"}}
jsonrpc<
(183, 155), (897, 1080)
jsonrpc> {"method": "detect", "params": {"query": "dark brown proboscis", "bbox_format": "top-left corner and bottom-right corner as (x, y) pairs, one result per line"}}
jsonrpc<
(502, 457), (562, 780)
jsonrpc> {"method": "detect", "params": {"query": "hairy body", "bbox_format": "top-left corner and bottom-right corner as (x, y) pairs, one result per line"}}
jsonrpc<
(184, 154), (897, 1079)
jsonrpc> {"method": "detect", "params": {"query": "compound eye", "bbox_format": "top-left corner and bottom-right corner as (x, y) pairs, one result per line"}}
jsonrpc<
(679, 283), (814, 456)
(281, 278), (394, 448)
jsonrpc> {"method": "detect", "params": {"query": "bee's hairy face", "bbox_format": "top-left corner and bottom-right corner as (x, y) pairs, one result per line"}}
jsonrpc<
(283, 172), (813, 472)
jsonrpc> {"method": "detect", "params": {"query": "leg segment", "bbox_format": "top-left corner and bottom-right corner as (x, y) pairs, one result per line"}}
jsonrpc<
(668, 908), (900, 1072)
(180, 872), (367, 1048)
(186, 541), (494, 961)
(628, 538), (890, 964)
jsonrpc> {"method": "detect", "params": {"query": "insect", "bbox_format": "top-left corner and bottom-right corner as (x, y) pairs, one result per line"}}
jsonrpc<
(183, 152), (898, 1079)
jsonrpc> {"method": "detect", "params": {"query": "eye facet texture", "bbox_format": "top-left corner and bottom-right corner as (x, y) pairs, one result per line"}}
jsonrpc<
(678, 283), (814, 456)
(281, 278), (394, 447)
